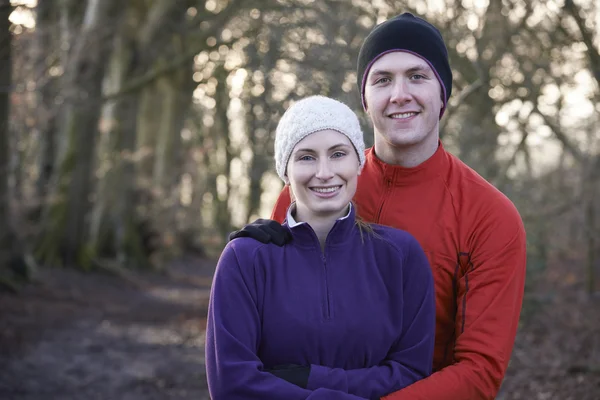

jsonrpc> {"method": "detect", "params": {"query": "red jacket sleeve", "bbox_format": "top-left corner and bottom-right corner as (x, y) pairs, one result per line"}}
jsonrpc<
(383, 201), (527, 400)
(271, 185), (292, 223)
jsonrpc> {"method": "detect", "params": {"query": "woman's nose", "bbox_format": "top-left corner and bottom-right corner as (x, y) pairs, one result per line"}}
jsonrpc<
(315, 159), (334, 180)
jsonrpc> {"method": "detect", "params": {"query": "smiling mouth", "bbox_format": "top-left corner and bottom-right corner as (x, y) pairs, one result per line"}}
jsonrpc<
(311, 186), (341, 193)
(389, 112), (417, 119)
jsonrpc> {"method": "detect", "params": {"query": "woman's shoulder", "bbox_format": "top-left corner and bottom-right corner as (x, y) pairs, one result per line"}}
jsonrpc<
(369, 223), (416, 241)
(223, 237), (275, 260)
(366, 223), (421, 253)
(215, 238), (285, 284)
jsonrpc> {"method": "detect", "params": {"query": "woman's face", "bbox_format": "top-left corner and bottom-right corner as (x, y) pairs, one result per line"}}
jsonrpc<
(286, 129), (360, 223)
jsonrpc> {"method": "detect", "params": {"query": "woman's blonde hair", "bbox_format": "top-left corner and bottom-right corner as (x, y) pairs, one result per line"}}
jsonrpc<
(354, 203), (378, 243)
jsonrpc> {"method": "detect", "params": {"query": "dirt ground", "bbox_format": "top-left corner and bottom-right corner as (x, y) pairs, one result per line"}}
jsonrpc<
(1, 257), (599, 400)
(498, 270), (600, 400)
(0, 257), (213, 400)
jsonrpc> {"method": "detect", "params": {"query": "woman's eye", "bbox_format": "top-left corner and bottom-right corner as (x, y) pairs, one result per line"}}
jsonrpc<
(331, 151), (346, 158)
(298, 155), (314, 161)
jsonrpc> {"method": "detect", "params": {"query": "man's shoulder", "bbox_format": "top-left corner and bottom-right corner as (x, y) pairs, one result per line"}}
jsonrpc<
(449, 164), (525, 245)
(447, 153), (514, 200)
(443, 152), (523, 224)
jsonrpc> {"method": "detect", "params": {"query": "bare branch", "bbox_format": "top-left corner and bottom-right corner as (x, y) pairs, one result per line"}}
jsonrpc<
(563, 0), (600, 86)
(532, 104), (585, 164)
(521, 192), (583, 222)
(495, 128), (529, 189)
(104, 3), (243, 100)
(104, 0), (293, 100)
(440, 78), (483, 131)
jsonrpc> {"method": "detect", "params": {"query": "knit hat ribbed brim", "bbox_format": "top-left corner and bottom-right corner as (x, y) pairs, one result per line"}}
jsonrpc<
(274, 96), (365, 182)
(357, 12), (453, 117)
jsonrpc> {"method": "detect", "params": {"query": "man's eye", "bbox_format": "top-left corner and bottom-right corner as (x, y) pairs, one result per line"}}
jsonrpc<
(375, 77), (390, 84)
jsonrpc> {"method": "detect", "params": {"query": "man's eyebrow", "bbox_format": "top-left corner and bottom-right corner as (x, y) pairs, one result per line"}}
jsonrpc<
(369, 64), (433, 77)
(406, 64), (432, 73)
(369, 69), (392, 77)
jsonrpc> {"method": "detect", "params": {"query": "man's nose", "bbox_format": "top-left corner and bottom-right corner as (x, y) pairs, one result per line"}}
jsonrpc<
(390, 79), (411, 104)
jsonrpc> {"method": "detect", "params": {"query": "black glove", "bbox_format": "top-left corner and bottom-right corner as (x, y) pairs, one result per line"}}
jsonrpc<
(228, 219), (292, 246)
(265, 364), (310, 388)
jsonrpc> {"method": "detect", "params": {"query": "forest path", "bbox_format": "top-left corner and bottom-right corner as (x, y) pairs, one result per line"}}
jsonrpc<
(0, 258), (214, 400)
(1, 257), (599, 399)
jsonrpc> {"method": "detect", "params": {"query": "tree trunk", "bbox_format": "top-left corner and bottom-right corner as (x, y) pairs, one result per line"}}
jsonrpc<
(91, 1), (196, 268)
(36, 0), (120, 268)
(244, 96), (266, 221)
(0, 2), (29, 291)
(584, 188), (596, 295)
(152, 74), (182, 191)
(133, 0), (188, 193)
(35, 0), (58, 201)
(209, 64), (233, 240)
(135, 64), (192, 262)
(0, 3), (11, 229)
(584, 160), (599, 295)
(54, 0), (81, 163)
(243, 41), (275, 222)
(136, 85), (160, 190)
(88, 5), (149, 269)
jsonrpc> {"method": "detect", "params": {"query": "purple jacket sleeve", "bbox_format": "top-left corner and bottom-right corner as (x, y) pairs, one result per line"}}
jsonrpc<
(205, 242), (368, 400)
(306, 236), (436, 399)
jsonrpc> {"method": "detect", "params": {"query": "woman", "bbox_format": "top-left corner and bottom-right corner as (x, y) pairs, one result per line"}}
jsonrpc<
(205, 96), (435, 400)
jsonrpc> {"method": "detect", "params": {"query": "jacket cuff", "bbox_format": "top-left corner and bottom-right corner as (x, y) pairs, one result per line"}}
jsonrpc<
(307, 364), (339, 391)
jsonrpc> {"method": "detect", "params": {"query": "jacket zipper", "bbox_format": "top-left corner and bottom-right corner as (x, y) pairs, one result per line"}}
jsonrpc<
(322, 253), (331, 319)
(375, 177), (393, 223)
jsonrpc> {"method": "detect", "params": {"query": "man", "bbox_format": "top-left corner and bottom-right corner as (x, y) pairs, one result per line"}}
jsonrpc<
(231, 12), (526, 400)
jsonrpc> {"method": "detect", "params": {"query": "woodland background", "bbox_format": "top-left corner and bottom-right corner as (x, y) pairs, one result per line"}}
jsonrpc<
(0, 0), (599, 399)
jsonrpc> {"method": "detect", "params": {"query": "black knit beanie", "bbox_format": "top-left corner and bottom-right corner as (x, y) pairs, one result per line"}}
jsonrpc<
(357, 13), (452, 117)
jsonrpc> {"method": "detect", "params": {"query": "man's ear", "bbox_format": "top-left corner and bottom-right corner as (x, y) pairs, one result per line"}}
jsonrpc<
(438, 99), (445, 119)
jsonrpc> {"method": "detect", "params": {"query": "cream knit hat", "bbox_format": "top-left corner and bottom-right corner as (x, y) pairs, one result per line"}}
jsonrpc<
(274, 96), (365, 182)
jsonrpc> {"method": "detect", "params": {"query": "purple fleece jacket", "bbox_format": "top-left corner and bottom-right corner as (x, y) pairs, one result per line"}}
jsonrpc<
(205, 205), (435, 399)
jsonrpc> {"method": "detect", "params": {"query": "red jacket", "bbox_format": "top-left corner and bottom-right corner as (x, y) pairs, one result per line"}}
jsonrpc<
(271, 143), (527, 400)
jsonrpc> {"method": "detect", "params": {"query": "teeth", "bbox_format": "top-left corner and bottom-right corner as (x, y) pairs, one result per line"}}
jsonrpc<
(312, 186), (340, 193)
(390, 112), (416, 119)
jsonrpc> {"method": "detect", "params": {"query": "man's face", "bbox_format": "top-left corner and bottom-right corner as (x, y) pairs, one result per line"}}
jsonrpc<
(363, 51), (443, 160)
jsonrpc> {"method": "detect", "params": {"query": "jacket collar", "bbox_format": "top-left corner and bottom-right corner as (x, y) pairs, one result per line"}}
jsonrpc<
(283, 202), (357, 247)
(365, 140), (448, 186)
